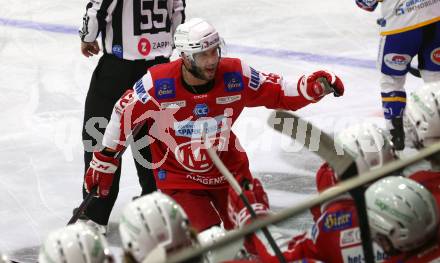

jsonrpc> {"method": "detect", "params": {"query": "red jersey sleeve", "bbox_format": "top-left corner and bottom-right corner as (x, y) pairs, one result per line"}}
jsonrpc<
(248, 229), (318, 263)
(102, 71), (160, 151)
(239, 60), (312, 110)
(409, 170), (440, 210)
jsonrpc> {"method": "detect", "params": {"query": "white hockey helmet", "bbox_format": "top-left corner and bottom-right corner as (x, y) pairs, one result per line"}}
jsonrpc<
(405, 81), (440, 148)
(198, 226), (244, 262)
(119, 192), (195, 263)
(174, 18), (221, 61)
(38, 222), (112, 263)
(366, 176), (439, 252)
(335, 123), (396, 175)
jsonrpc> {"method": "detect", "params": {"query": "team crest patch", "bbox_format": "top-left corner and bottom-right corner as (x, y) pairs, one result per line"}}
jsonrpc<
(322, 211), (352, 232)
(224, 72), (244, 92)
(155, 78), (176, 99)
(134, 79), (150, 104)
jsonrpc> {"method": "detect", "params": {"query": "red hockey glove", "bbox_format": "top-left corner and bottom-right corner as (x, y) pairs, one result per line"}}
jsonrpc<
(234, 171), (254, 189)
(84, 152), (119, 198)
(297, 70), (344, 102)
(228, 178), (270, 228)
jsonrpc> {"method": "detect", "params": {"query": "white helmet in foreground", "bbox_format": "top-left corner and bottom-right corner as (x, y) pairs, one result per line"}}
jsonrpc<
(198, 226), (244, 262)
(335, 123), (396, 175)
(174, 18), (221, 62)
(0, 254), (11, 263)
(119, 192), (195, 263)
(405, 81), (440, 149)
(366, 176), (439, 253)
(38, 222), (112, 263)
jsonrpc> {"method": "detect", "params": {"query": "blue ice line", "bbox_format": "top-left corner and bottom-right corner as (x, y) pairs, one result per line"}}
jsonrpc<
(0, 17), (376, 69)
(0, 17), (77, 34)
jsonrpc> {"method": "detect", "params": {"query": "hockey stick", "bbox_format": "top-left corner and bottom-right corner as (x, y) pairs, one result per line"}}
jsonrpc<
(68, 186), (98, 225)
(205, 147), (286, 263)
(166, 141), (440, 263)
(67, 123), (144, 225)
(408, 66), (421, 78)
(268, 110), (374, 263)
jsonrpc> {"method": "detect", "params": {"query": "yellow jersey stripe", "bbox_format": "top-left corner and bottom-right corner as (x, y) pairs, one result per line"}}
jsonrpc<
(381, 16), (440, 36)
(382, 97), (407, 102)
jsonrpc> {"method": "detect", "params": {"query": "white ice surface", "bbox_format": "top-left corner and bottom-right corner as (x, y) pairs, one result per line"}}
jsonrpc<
(0, 0), (425, 259)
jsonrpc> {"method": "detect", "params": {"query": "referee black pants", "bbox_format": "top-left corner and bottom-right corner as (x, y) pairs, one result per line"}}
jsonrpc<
(81, 54), (169, 225)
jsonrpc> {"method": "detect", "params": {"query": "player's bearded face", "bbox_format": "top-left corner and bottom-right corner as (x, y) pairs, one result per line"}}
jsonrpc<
(192, 46), (220, 81)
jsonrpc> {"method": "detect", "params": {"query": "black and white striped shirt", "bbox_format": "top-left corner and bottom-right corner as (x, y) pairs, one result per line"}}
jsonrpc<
(79, 0), (185, 61)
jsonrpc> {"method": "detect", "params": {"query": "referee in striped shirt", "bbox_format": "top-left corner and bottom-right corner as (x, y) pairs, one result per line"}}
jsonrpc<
(79, 0), (185, 233)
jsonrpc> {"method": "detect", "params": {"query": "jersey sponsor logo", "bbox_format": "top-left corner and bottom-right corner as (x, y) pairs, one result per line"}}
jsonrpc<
(216, 95), (241, 104)
(138, 38), (151, 56)
(174, 115), (227, 138)
(340, 227), (361, 248)
(134, 79), (150, 104)
(431, 48), (440, 65)
(249, 67), (261, 90)
(112, 45), (123, 58)
(186, 174), (226, 185)
(395, 3), (405, 15)
(153, 41), (171, 50)
(341, 244), (388, 263)
(224, 72), (244, 92)
(160, 100), (186, 109)
(193, 103), (209, 117)
(158, 169), (167, 180)
(201, 34), (220, 50)
(397, 0), (438, 15)
(384, 53), (411, 71)
(155, 78), (176, 99)
(193, 94), (208, 100)
(322, 211), (353, 232)
(174, 137), (226, 172)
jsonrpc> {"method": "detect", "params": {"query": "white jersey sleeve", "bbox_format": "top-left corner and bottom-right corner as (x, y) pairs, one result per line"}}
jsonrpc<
(79, 0), (117, 43)
(379, 0), (440, 35)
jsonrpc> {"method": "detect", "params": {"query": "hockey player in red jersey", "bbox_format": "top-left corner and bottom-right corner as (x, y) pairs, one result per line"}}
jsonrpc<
(366, 176), (440, 263)
(82, 17), (345, 232)
(228, 123), (395, 263)
(360, 82), (440, 262)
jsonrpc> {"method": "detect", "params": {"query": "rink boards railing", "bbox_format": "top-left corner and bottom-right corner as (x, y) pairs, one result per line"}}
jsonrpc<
(166, 141), (440, 263)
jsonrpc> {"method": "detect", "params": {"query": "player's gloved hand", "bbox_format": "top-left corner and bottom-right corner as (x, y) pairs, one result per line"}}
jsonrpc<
(81, 40), (100, 57)
(355, 0), (378, 11)
(84, 152), (119, 198)
(235, 172), (254, 190)
(297, 70), (344, 102)
(228, 178), (270, 228)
